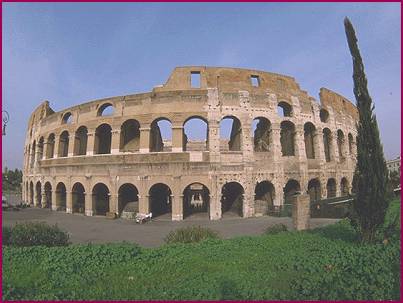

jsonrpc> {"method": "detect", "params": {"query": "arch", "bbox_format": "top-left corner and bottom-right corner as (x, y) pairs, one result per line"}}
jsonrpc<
(56, 182), (67, 211)
(220, 116), (242, 151)
(118, 183), (139, 216)
(58, 131), (69, 157)
(183, 116), (208, 151)
(74, 126), (88, 156)
(304, 122), (316, 159)
(280, 121), (295, 156)
(340, 177), (349, 196)
(38, 137), (44, 160)
(183, 182), (210, 219)
(62, 112), (73, 124)
(254, 181), (275, 215)
(149, 183), (172, 218)
(326, 178), (337, 198)
(319, 109), (329, 123)
(35, 181), (42, 206)
(337, 130), (345, 161)
(120, 119), (140, 152)
(72, 182), (85, 213)
(29, 181), (34, 204)
(348, 133), (354, 155)
(44, 182), (52, 208)
(284, 179), (301, 204)
(221, 182), (244, 217)
(252, 117), (271, 152)
(92, 183), (110, 216)
(277, 101), (292, 117)
(150, 118), (172, 152)
(94, 124), (112, 154)
(30, 141), (36, 167)
(97, 103), (114, 116)
(323, 128), (332, 162)
(307, 178), (321, 203)
(47, 133), (55, 159)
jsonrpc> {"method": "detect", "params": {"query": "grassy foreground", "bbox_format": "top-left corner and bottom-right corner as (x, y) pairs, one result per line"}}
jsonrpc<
(3, 200), (401, 301)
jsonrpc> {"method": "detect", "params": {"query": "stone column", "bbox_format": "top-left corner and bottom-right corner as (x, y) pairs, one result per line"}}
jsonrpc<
(43, 140), (49, 159)
(41, 183), (47, 208)
(271, 123), (281, 161)
(109, 193), (119, 215)
(207, 120), (220, 162)
(85, 192), (94, 216)
(138, 194), (150, 214)
(171, 194), (183, 221)
(139, 127), (150, 153)
(111, 129), (120, 154)
(209, 194), (222, 220)
(67, 135), (75, 157)
(51, 190), (58, 210)
(53, 134), (60, 158)
(172, 126), (184, 152)
(291, 193), (310, 231)
(86, 132), (95, 156)
(295, 124), (306, 160)
(315, 126), (326, 164)
(331, 132), (339, 163)
(33, 184), (38, 207)
(274, 182), (284, 208)
(335, 179), (341, 197)
(66, 191), (73, 213)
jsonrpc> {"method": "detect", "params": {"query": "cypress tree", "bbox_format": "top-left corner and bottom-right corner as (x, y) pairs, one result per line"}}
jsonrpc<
(344, 17), (389, 243)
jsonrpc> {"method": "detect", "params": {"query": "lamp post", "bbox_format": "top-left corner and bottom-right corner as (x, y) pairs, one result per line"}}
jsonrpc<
(2, 110), (9, 136)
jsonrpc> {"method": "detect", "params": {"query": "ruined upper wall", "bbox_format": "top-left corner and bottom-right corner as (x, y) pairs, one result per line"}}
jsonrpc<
(27, 101), (54, 132)
(319, 88), (358, 120)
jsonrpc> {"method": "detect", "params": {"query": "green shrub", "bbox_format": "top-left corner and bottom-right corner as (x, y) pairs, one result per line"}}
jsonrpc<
(264, 223), (288, 235)
(2, 226), (11, 245)
(164, 226), (220, 244)
(4, 222), (70, 247)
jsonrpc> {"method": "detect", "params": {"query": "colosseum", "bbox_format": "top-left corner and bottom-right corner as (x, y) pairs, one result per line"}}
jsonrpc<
(22, 66), (358, 221)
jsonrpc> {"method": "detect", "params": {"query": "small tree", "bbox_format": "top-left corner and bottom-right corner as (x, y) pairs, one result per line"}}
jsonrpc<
(344, 18), (389, 243)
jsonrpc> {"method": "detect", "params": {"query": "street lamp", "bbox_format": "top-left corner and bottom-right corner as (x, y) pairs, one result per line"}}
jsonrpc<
(2, 110), (9, 136)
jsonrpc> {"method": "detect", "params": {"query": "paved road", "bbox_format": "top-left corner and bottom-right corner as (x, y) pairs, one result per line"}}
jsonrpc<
(2, 207), (339, 247)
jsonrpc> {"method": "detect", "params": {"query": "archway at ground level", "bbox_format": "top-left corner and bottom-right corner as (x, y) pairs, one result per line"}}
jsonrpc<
(327, 178), (337, 198)
(221, 182), (244, 217)
(254, 181), (275, 215)
(340, 178), (349, 196)
(92, 183), (110, 216)
(308, 178), (321, 203)
(283, 179), (301, 204)
(183, 183), (210, 219)
(56, 182), (67, 211)
(44, 182), (52, 208)
(29, 182), (34, 204)
(72, 183), (85, 213)
(35, 181), (42, 206)
(118, 183), (139, 215)
(149, 183), (172, 218)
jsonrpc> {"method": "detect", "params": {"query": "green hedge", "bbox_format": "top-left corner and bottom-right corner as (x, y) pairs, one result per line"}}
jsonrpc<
(164, 225), (220, 244)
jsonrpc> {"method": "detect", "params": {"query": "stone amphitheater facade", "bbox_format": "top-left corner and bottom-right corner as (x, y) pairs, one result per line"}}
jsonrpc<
(22, 66), (358, 221)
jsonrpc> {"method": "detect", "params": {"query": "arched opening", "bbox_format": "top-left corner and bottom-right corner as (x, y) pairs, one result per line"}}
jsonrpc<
(97, 103), (114, 116)
(94, 124), (112, 154)
(252, 117), (271, 152)
(47, 134), (55, 159)
(58, 131), (69, 157)
(72, 183), (85, 214)
(29, 181), (34, 204)
(44, 182), (52, 208)
(30, 141), (36, 167)
(183, 183), (210, 219)
(308, 178), (321, 203)
(149, 183), (172, 218)
(280, 121), (295, 156)
(120, 119), (140, 152)
(38, 137), (44, 160)
(284, 179), (301, 204)
(323, 128), (332, 162)
(254, 181), (275, 216)
(340, 178), (349, 196)
(337, 130), (345, 161)
(319, 109), (329, 123)
(221, 182), (244, 217)
(150, 118), (172, 152)
(183, 117), (208, 151)
(277, 101), (292, 117)
(348, 133), (354, 155)
(74, 126), (88, 156)
(56, 182), (67, 211)
(220, 116), (242, 152)
(92, 183), (110, 216)
(326, 178), (337, 198)
(35, 181), (42, 206)
(118, 183), (139, 216)
(304, 122), (316, 159)
(62, 112), (73, 124)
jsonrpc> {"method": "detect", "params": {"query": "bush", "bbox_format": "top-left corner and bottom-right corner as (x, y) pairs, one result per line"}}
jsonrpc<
(164, 226), (220, 244)
(3, 222), (70, 247)
(264, 223), (288, 235)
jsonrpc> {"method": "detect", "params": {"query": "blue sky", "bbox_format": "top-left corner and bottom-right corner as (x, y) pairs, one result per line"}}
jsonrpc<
(2, 2), (401, 169)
